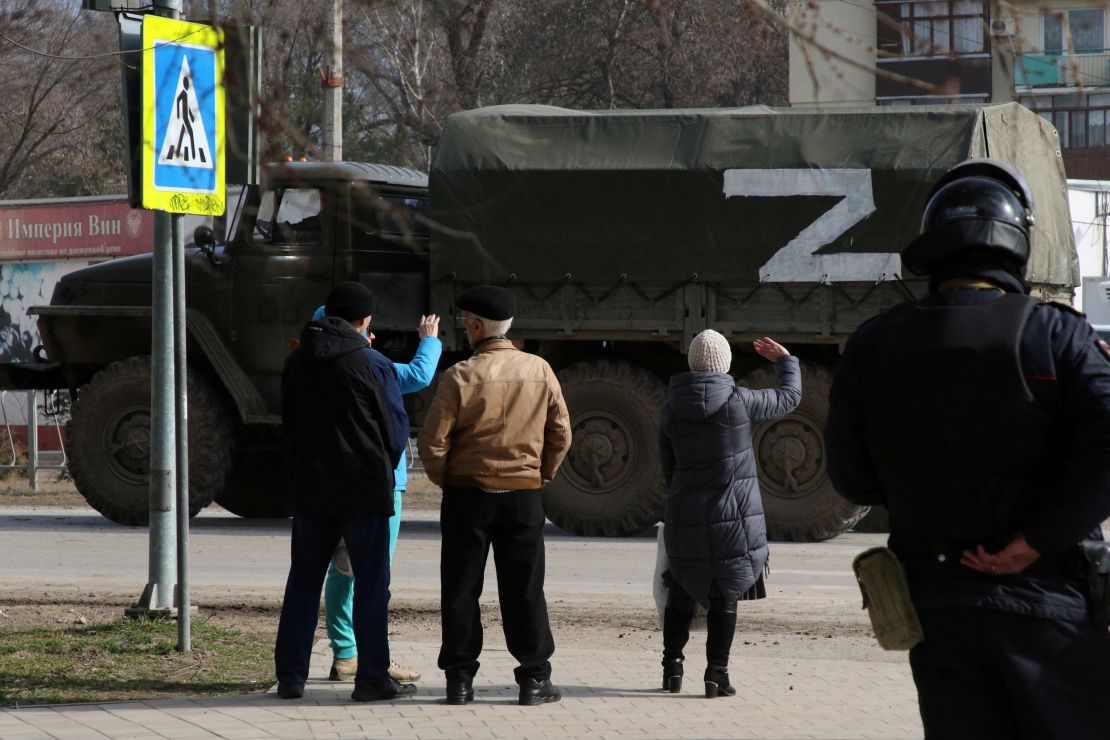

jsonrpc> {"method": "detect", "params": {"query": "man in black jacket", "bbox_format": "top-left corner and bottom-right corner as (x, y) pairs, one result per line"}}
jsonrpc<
(827, 159), (1110, 739)
(274, 281), (412, 703)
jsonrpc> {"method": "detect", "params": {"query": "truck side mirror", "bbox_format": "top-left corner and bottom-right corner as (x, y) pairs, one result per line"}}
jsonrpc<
(193, 225), (220, 266)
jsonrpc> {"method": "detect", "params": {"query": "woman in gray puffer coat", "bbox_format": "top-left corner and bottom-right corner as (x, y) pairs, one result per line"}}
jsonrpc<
(659, 329), (800, 698)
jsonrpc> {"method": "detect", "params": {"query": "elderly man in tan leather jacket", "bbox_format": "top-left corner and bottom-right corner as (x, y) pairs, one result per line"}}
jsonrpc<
(418, 284), (571, 708)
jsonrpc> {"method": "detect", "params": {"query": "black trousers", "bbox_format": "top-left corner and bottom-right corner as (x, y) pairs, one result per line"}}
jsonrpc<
(274, 515), (391, 686)
(910, 607), (1110, 740)
(438, 487), (555, 684)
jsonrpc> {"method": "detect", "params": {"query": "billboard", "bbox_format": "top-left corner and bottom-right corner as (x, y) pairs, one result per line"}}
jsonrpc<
(0, 198), (154, 262)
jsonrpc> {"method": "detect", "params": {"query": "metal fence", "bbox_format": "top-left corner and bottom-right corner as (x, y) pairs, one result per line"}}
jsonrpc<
(0, 390), (68, 489)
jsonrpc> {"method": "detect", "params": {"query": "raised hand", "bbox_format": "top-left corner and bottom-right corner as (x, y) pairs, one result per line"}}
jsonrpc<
(418, 314), (441, 339)
(753, 337), (789, 362)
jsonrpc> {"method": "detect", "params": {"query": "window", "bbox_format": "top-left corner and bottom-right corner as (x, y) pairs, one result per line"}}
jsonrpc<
(877, 0), (986, 57)
(270, 189), (324, 245)
(1091, 109), (1105, 147)
(248, 187), (326, 245)
(1044, 9), (1104, 52)
(1019, 93), (1110, 149)
(877, 95), (989, 106)
(380, 196), (430, 238)
(350, 182), (430, 250)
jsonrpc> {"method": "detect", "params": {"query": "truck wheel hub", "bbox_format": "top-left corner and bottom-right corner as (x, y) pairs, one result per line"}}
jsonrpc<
(104, 408), (151, 482)
(565, 413), (632, 494)
(755, 412), (825, 498)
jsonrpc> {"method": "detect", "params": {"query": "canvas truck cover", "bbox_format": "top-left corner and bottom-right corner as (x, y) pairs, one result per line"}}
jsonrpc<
(429, 103), (1076, 291)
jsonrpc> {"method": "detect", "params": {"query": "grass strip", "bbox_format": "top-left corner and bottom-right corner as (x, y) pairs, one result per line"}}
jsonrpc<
(0, 617), (273, 707)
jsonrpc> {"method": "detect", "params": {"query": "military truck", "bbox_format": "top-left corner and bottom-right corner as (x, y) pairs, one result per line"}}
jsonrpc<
(15, 102), (1077, 540)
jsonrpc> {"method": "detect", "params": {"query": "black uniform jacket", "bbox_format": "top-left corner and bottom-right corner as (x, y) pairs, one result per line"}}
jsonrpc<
(282, 317), (408, 518)
(827, 286), (1110, 621)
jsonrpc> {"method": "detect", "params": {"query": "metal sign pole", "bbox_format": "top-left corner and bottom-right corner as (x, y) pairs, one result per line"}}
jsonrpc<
(173, 213), (191, 652)
(127, 0), (183, 622)
(110, 1), (219, 645)
(128, 208), (177, 618)
(26, 390), (37, 491)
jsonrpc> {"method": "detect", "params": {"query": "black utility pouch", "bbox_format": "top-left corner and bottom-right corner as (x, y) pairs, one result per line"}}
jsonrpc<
(1078, 541), (1110, 627)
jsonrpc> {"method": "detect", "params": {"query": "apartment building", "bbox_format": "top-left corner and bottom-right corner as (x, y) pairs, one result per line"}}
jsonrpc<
(788, 0), (1110, 178)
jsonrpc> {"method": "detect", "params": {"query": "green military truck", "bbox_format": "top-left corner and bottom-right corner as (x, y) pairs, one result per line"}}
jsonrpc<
(15, 102), (1077, 540)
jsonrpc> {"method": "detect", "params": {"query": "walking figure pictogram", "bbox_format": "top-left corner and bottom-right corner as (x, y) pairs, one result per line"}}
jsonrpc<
(173, 77), (201, 162)
(159, 56), (212, 169)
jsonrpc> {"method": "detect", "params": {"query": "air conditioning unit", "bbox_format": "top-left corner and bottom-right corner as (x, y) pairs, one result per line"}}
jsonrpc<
(990, 16), (1016, 37)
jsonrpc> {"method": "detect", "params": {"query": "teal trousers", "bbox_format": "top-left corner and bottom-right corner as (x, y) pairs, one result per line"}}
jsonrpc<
(325, 489), (403, 660)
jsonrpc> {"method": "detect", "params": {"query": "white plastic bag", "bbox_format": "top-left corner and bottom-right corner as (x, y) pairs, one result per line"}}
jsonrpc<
(652, 523), (708, 631)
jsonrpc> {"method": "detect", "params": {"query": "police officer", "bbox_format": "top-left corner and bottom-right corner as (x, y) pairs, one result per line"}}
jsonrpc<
(826, 159), (1110, 739)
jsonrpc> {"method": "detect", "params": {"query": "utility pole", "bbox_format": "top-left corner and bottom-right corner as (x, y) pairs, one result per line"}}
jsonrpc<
(322, 0), (343, 161)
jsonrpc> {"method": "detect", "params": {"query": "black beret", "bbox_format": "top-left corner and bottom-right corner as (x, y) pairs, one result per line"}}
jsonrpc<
(324, 281), (375, 321)
(456, 285), (515, 321)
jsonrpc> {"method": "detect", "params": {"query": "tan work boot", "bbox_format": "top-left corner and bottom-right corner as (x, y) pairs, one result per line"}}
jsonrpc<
(329, 656), (357, 681)
(388, 660), (421, 683)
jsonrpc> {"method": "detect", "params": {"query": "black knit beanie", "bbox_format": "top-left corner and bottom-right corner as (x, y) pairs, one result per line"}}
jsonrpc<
(324, 282), (376, 321)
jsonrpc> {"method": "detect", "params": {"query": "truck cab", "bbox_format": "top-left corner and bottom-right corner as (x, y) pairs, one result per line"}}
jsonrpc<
(33, 162), (430, 524)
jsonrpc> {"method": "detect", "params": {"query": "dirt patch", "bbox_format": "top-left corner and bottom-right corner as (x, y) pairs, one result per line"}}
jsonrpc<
(0, 478), (84, 509)
(402, 473), (441, 510)
(0, 587), (889, 668)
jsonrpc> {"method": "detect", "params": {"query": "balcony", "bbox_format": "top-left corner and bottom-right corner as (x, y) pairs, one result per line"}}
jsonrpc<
(1015, 51), (1110, 89)
(876, 55), (991, 100)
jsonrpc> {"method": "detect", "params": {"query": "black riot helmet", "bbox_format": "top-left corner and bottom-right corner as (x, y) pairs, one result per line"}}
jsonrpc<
(901, 158), (1035, 276)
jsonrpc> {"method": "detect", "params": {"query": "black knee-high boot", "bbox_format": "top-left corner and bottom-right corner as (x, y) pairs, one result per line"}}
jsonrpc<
(661, 575), (695, 692)
(704, 605), (737, 698)
(661, 607), (690, 691)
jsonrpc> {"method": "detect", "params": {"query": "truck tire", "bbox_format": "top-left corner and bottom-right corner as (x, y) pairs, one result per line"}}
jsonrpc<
(543, 360), (666, 536)
(216, 452), (292, 519)
(67, 357), (235, 526)
(740, 362), (868, 542)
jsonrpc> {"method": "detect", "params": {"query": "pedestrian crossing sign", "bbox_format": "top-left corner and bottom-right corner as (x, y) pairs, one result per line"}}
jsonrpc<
(142, 16), (225, 215)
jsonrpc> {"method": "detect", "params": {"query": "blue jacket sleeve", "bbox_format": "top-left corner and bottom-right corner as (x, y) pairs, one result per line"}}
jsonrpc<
(393, 337), (443, 394)
(364, 348), (409, 468)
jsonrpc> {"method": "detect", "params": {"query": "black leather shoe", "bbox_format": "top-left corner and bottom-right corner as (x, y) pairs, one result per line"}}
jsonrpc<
(351, 677), (417, 702)
(662, 658), (684, 693)
(277, 681), (304, 699)
(703, 665), (736, 698)
(518, 677), (561, 706)
(445, 679), (474, 705)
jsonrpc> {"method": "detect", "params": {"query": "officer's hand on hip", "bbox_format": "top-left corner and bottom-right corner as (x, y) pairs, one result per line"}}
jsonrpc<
(960, 533), (1041, 575)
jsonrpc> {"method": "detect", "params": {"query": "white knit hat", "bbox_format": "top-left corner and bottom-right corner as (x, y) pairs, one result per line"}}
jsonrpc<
(688, 329), (732, 373)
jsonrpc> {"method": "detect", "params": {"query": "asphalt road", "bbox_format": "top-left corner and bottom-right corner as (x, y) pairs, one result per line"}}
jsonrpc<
(0, 505), (882, 628)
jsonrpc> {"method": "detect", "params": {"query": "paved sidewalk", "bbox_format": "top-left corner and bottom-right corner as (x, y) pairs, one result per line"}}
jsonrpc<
(0, 634), (922, 739)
